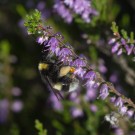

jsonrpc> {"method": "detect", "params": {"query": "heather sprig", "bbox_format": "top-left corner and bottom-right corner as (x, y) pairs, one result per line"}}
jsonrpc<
(24, 10), (135, 123)
(109, 22), (135, 57)
(53, 0), (98, 23)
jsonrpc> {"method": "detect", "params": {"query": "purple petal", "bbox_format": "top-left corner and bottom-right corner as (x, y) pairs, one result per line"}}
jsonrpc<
(71, 107), (83, 118)
(47, 37), (60, 54)
(121, 38), (126, 45)
(127, 109), (134, 118)
(84, 70), (96, 81)
(111, 43), (120, 53)
(117, 48), (123, 55)
(74, 67), (86, 78)
(72, 58), (86, 67)
(90, 104), (98, 112)
(99, 83), (109, 100)
(37, 36), (49, 44)
(119, 106), (127, 115)
(58, 48), (72, 57)
(110, 96), (116, 103)
(114, 97), (123, 108)
(125, 44), (134, 55)
(108, 38), (116, 45)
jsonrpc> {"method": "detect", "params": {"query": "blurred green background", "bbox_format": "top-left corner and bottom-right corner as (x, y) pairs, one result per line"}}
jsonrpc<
(0, 0), (135, 135)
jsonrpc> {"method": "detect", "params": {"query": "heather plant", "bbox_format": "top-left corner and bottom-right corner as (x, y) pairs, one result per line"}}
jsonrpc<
(0, 0), (135, 135)
(109, 22), (135, 57)
(24, 9), (135, 134)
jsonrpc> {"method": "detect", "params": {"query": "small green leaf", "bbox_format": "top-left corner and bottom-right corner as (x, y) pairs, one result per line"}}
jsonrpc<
(111, 22), (119, 33)
(121, 29), (128, 39)
(35, 119), (47, 135)
(130, 32), (134, 44)
(24, 9), (42, 35)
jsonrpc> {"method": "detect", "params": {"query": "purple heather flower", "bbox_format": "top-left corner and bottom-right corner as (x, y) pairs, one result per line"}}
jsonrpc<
(84, 70), (96, 81)
(70, 92), (77, 99)
(109, 72), (118, 83)
(72, 58), (86, 67)
(85, 87), (97, 101)
(81, 10), (91, 23)
(108, 38), (116, 45)
(109, 36), (135, 56)
(49, 93), (63, 111)
(119, 106), (127, 116)
(0, 99), (9, 123)
(11, 87), (22, 96)
(70, 92), (78, 100)
(111, 42), (120, 53)
(121, 38), (126, 45)
(114, 97), (123, 108)
(93, 82), (99, 88)
(73, 0), (90, 14)
(85, 80), (95, 88)
(126, 109), (134, 118)
(37, 36), (48, 44)
(117, 48), (123, 55)
(54, 0), (97, 23)
(60, 56), (72, 65)
(90, 104), (97, 112)
(110, 96), (116, 103)
(71, 107), (83, 118)
(47, 37), (60, 54)
(98, 59), (107, 74)
(11, 100), (23, 112)
(54, 2), (73, 23)
(69, 92), (81, 104)
(99, 83), (109, 100)
(54, 32), (64, 40)
(37, 1), (45, 11)
(115, 128), (124, 135)
(125, 44), (134, 55)
(58, 48), (72, 57)
(74, 67), (86, 78)
(64, 0), (74, 8)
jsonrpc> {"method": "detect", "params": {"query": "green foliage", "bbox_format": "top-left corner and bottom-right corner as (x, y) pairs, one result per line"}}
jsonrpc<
(35, 120), (47, 135)
(130, 32), (134, 44)
(111, 22), (119, 33)
(121, 29), (128, 39)
(0, 40), (10, 60)
(24, 9), (42, 35)
(111, 22), (135, 44)
(10, 124), (20, 135)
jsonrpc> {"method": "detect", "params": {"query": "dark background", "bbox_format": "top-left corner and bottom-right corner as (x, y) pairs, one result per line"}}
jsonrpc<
(0, 0), (135, 135)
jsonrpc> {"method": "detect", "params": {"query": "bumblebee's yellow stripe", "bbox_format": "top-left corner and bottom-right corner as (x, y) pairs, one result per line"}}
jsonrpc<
(59, 66), (76, 77)
(53, 83), (62, 91)
(59, 66), (71, 77)
(38, 63), (49, 70)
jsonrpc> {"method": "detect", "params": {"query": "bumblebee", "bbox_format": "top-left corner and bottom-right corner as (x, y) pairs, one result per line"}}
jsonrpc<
(38, 60), (79, 100)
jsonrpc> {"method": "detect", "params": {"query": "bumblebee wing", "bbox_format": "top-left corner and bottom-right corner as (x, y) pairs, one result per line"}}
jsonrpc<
(46, 76), (64, 100)
(39, 70), (64, 100)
